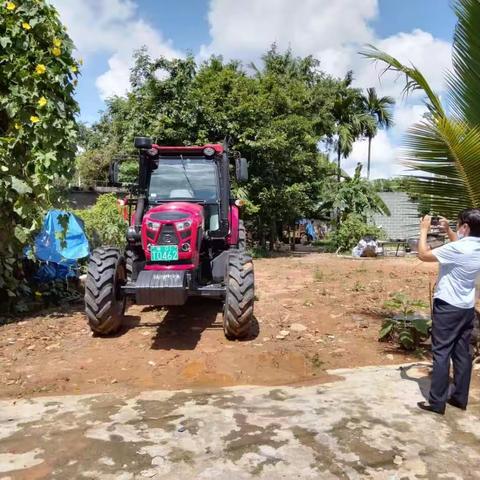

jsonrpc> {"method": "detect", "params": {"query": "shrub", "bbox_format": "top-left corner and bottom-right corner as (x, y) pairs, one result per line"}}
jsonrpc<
(74, 194), (127, 248)
(330, 213), (385, 252)
(0, 0), (79, 300)
(379, 292), (431, 350)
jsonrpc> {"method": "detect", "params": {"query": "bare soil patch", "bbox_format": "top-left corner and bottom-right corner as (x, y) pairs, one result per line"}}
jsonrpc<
(0, 254), (439, 398)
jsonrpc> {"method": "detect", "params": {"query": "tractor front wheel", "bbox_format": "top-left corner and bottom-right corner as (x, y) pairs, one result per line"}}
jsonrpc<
(85, 247), (126, 335)
(223, 252), (255, 339)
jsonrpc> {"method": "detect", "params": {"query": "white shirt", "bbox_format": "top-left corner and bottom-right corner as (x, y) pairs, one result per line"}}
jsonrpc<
(432, 236), (480, 309)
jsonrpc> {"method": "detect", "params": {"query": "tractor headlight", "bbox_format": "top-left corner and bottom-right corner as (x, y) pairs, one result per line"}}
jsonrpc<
(203, 146), (216, 157)
(147, 221), (161, 230)
(175, 220), (192, 231)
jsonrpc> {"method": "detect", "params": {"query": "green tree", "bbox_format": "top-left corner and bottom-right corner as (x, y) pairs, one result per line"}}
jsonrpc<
(362, 0), (480, 217)
(318, 163), (390, 223)
(361, 87), (395, 179)
(331, 72), (373, 181)
(75, 148), (115, 187)
(0, 0), (79, 300)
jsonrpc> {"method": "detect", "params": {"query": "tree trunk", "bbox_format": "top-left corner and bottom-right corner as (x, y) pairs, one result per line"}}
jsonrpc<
(337, 147), (341, 183)
(367, 135), (372, 180)
(259, 217), (266, 248)
(269, 219), (275, 251)
(290, 222), (296, 251)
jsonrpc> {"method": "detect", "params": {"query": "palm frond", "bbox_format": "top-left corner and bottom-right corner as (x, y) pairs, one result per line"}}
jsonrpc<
(362, 23), (480, 219)
(360, 45), (445, 119)
(448, 0), (480, 125)
(402, 117), (480, 217)
(373, 193), (391, 216)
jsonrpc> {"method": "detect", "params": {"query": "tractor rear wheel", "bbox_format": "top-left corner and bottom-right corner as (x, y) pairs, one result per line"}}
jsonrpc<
(237, 220), (246, 251)
(85, 247), (126, 335)
(223, 251), (254, 339)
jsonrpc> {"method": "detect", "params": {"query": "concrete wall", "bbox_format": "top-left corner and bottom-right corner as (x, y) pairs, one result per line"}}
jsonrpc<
(372, 192), (419, 241)
(67, 188), (127, 209)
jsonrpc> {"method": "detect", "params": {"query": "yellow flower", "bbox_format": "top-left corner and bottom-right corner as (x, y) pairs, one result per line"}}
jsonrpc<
(53, 38), (62, 47)
(38, 96), (47, 107)
(35, 64), (46, 75)
(52, 47), (61, 57)
(71, 65), (78, 73)
(15, 122), (21, 130)
(6, 2), (16, 11)
(22, 22), (31, 30)
(30, 115), (40, 124)
(78, 58), (84, 66)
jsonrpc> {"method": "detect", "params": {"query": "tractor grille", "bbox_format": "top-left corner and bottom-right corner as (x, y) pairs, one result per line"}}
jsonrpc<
(150, 211), (188, 221)
(158, 224), (179, 245)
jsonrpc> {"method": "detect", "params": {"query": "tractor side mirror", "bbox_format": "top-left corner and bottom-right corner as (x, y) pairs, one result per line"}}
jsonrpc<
(235, 157), (248, 183)
(108, 160), (120, 186)
(134, 136), (152, 149)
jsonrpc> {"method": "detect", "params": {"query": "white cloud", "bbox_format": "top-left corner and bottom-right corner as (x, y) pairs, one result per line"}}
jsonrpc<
(345, 131), (403, 180)
(200, 0), (378, 61)
(51, 0), (182, 99)
(352, 29), (452, 98)
(392, 102), (428, 134)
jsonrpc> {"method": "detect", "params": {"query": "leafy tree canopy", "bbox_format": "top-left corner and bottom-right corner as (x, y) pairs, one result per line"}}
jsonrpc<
(0, 0), (79, 300)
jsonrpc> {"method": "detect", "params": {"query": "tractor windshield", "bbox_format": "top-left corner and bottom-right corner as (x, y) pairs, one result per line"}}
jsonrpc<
(149, 157), (219, 202)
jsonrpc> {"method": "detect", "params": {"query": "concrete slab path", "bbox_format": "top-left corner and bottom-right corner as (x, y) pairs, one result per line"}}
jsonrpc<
(1, 364), (480, 479)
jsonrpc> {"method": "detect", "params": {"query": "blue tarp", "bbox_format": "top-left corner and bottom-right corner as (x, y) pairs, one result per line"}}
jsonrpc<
(34, 210), (89, 263)
(26, 210), (90, 281)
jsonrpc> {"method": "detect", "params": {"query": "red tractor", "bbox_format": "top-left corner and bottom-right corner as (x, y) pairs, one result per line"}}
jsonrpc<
(84, 137), (254, 339)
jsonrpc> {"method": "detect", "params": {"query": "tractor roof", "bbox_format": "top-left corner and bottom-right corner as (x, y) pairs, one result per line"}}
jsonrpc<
(151, 144), (224, 156)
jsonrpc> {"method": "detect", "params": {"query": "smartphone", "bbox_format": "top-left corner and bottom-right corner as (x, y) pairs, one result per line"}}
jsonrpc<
(431, 216), (440, 226)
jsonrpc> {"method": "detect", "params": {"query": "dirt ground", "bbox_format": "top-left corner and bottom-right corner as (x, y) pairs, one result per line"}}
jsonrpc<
(0, 254), (440, 399)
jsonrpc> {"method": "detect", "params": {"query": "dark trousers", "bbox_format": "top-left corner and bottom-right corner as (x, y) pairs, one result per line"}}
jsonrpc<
(429, 298), (475, 410)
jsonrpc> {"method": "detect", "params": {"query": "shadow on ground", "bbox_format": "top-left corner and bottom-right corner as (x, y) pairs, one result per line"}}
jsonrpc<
(399, 363), (432, 400)
(147, 299), (260, 350)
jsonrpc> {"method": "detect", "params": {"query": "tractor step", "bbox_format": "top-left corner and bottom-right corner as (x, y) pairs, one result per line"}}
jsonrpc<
(125, 270), (188, 305)
(122, 270), (226, 305)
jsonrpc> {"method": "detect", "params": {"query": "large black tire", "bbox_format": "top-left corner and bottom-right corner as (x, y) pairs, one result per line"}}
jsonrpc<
(125, 247), (144, 282)
(85, 247), (126, 335)
(223, 252), (255, 339)
(237, 220), (246, 251)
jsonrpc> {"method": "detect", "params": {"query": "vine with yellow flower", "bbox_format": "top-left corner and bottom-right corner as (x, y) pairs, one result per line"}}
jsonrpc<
(0, 0), (80, 306)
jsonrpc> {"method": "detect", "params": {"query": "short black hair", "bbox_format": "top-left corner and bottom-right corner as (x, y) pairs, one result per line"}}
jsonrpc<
(458, 209), (480, 237)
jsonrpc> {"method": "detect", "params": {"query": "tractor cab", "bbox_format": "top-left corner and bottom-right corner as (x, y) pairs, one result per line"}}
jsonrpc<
(84, 137), (254, 340)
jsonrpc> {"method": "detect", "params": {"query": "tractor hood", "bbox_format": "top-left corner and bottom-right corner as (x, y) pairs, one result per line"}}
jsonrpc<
(141, 202), (204, 268)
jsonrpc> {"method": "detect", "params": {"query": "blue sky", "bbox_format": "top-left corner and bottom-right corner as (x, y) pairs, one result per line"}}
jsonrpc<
(52, 0), (457, 178)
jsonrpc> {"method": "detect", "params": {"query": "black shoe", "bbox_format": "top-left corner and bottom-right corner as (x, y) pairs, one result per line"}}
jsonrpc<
(417, 401), (445, 415)
(447, 398), (467, 411)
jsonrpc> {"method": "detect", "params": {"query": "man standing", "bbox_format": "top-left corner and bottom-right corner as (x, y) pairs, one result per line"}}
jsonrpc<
(417, 209), (480, 414)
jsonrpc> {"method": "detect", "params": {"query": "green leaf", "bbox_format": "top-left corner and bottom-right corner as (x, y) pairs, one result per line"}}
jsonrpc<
(379, 320), (395, 340)
(14, 225), (28, 243)
(11, 177), (32, 195)
(399, 329), (415, 350)
(412, 319), (431, 336)
(0, 37), (12, 49)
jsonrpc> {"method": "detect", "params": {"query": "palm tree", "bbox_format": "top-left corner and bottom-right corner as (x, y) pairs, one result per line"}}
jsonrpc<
(361, 87), (395, 179)
(360, 0), (480, 217)
(332, 72), (373, 182)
